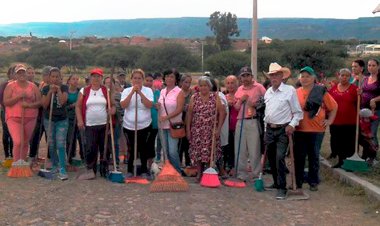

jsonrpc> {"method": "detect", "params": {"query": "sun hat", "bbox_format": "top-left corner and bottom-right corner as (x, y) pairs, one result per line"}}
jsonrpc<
(265, 63), (291, 79)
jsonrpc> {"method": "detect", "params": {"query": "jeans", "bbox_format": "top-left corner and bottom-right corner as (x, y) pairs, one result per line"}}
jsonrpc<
(66, 117), (83, 161)
(294, 131), (324, 188)
(363, 109), (380, 160)
(1, 109), (13, 158)
(44, 118), (68, 174)
(265, 127), (289, 190)
(162, 129), (181, 173)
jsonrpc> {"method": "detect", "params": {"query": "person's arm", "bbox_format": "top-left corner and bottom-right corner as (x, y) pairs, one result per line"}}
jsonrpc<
(138, 88), (153, 109)
(370, 95), (380, 110)
(286, 88), (303, 135)
(41, 86), (53, 109)
(75, 92), (85, 130)
(56, 85), (68, 106)
(23, 85), (41, 109)
(160, 91), (185, 122)
(120, 88), (134, 109)
(186, 95), (195, 141)
(323, 93), (338, 127)
(215, 95), (226, 138)
(3, 85), (22, 107)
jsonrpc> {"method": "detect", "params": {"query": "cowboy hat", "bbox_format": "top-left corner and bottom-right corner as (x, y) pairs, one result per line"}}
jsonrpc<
(265, 63), (291, 79)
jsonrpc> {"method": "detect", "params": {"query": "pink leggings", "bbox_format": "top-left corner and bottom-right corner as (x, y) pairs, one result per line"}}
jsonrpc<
(7, 117), (37, 161)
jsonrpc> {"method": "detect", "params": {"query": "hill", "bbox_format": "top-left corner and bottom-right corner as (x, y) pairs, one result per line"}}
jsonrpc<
(0, 17), (380, 40)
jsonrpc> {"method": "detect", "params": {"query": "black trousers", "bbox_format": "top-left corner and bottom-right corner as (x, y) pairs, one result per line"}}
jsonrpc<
(265, 126), (289, 190)
(1, 109), (13, 158)
(224, 130), (235, 169)
(124, 127), (150, 174)
(330, 125), (356, 165)
(85, 124), (106, 173)
(146, 126), (158, 160)
(66, 117), (83, 161)
(178, 136), (191, 166)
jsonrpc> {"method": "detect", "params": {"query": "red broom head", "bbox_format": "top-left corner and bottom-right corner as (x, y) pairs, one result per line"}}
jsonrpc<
(224, 178), (246, 188)
(7, 160), (33, 178)
(200, 167), (221, 188)
(150, 175), (189, 192)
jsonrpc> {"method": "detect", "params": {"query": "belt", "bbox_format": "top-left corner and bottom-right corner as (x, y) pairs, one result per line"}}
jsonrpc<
(267, 123), (289, 129)
(243, 116), (257, 120)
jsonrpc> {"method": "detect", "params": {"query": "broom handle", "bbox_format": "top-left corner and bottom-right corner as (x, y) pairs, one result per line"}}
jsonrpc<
(288, 134), (296, 191)
(354, 93), (360, 155)
(134, 92), (138, 177)
(20, 96), (25, 161)
(210, 92), (219, 167)
(107, 88), (118, 171)
(44, 92), (54, 170)
(235, 102), (245, 178)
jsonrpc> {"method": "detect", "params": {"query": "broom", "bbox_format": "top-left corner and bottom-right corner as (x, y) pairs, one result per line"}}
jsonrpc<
(106, 87), (124, 183)
(224, 102), (246, 188)
(200, 92), (221, 188)
(254, 147), (267, 192)
(125, 92), (150, 184)
(342, 92), (369, 172)
(150, 125), (189, 192)
(8, 96), (33, 178)
(38, 93), (55, 179)
(287, 134), (309, 200)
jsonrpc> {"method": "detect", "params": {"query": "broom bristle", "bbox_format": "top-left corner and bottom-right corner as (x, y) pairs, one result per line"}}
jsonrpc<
(125, 177), (150, 184)
(2, 158), (13, 168)
(342, 159), (369, 172)
(7, 160), (33, 178)
(224, 178), (246, 188)
(200, 167), (221, 188)
(150, 161), (189, 192)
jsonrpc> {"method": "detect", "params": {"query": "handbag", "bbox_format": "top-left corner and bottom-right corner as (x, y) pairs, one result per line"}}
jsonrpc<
(163, 96), (186, 138)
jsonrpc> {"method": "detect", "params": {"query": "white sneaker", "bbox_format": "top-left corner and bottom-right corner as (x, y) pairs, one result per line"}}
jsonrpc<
(58, 173), (68, 181)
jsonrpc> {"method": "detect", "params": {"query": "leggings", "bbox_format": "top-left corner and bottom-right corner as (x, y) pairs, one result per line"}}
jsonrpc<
(7, 117), (37, 161)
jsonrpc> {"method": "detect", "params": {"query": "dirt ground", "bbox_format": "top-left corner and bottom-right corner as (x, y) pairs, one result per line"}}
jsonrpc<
(1, 131), (380, 225)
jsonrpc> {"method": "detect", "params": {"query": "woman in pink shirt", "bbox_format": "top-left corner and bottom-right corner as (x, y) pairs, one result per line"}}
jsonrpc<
(3, 64), (41, 164)
(158, 69), (185, 174)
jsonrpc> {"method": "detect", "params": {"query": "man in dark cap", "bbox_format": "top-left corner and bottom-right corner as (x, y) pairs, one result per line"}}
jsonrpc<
(233, 66), (266, 182)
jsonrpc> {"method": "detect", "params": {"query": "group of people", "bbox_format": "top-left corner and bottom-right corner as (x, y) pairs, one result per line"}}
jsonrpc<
(0, 58), (379, 200)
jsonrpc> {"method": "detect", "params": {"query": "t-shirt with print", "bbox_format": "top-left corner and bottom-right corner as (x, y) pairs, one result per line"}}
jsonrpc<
(42, 85), (68, 122)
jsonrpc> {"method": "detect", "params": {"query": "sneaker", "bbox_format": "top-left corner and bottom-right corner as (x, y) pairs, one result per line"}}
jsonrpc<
(276, 189), (287, 200)
(309, 184), (318, 191)
(58, 173), (68, 181)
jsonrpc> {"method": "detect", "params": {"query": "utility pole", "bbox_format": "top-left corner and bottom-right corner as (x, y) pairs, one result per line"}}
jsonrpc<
(251, 0), (258, 80)
(69, 31), (76, 51)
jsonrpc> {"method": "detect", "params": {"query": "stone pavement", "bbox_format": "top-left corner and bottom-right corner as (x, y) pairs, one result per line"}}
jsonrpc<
(0, 170), (379, 225)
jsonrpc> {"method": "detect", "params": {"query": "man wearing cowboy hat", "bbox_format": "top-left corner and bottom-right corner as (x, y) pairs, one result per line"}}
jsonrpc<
(234, 66), (266, 181)
(264, 62), (303, 200)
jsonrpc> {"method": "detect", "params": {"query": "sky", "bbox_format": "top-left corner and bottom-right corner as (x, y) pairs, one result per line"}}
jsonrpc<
(1, 0), (379, 24)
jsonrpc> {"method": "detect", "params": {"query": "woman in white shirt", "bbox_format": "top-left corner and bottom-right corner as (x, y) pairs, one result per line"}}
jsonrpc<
(120, 69), (153, 178)
(76, 68), (115, 180)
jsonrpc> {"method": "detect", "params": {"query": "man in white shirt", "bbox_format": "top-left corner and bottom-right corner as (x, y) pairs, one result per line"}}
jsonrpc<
(264, 63), (303, 200)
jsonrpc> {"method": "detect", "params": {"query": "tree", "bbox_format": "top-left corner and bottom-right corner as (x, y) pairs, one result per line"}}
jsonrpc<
(207, 11), (240, 51)
(137, 43), (199, 72)
(205, 51), (250, 77)
(95, 46), (144, 70)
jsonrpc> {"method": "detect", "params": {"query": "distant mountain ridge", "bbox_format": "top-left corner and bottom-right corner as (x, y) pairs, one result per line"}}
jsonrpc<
(0, 17), (379, 40)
